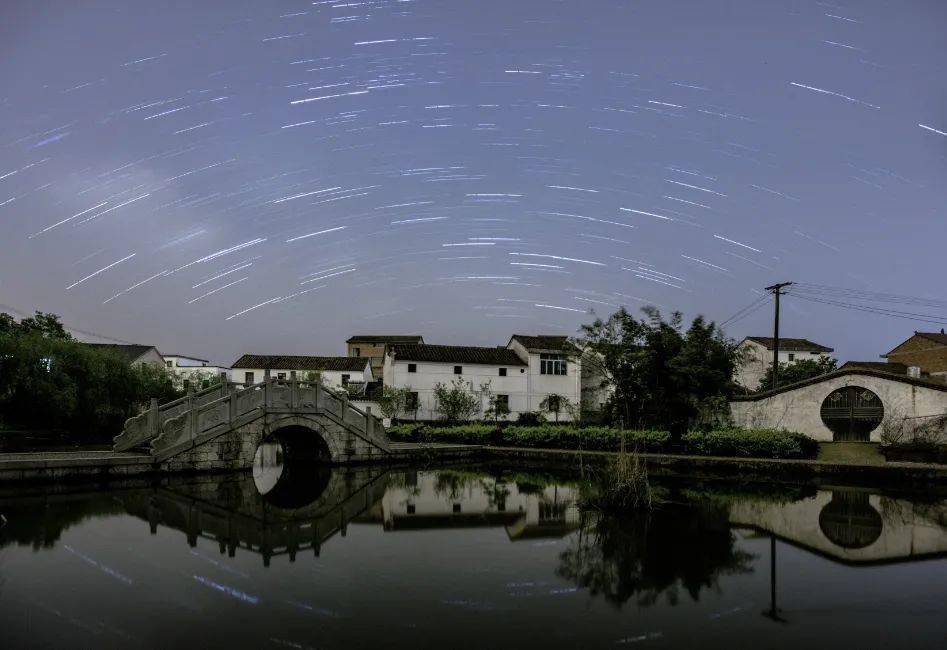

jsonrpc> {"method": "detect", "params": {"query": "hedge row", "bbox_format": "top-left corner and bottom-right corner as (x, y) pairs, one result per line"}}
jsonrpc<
(387, 424), (817, 459)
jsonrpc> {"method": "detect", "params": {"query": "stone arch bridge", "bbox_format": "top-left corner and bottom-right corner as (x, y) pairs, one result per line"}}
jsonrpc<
(113, 376), (391, 472)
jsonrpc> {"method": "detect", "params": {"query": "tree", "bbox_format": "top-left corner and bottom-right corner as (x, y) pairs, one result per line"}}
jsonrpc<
(432, 379), (482, 423)
(377, 385), (411, 421)
(756, 355), (837, 392)
(541, 393), (565, 422)
(573, 307), (738, 437)
(484, 393), (511, 422)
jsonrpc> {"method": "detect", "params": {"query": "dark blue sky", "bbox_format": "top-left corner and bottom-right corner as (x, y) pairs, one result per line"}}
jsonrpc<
(1, 0), (945, 364)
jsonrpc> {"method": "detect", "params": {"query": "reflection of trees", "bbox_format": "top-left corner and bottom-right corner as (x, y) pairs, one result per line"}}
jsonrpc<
(557, 499), (754, 608)
(0, 497), (124, 550)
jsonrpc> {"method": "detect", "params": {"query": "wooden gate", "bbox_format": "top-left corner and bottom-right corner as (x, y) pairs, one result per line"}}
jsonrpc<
(820, 386), (884, 442)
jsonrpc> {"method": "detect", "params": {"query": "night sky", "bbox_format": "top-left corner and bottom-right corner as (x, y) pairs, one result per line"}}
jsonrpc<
(1, 0), (945, 365)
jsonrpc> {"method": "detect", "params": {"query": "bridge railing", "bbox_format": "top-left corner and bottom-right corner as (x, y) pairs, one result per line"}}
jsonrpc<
(115, 376), (388, 457)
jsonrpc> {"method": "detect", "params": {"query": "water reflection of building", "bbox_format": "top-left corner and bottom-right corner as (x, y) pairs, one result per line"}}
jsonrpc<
(728, 488), (947, 564)
(376, 472), (581, 541)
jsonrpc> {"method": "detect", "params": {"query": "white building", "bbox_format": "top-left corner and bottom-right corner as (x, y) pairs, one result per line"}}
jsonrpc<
(163, 353), (229, 388)
(383, 334), (583, 421)
(734, 336), (834, 391)
(230, 354), (373, 392)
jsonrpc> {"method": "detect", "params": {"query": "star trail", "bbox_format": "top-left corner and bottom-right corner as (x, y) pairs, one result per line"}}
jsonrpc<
(0, 0), (944, 363)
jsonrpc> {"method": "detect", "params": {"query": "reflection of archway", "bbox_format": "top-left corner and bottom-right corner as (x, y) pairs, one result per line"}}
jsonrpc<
(820, 386), (884, 441)
(818, 491), (883, 549)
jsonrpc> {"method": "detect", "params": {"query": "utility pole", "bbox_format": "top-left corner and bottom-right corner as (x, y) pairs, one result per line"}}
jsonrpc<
(764, 282), (793, 391)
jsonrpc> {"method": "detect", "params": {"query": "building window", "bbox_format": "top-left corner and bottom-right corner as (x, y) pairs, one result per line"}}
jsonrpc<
(788, 353), (795, 361)
(408, 363), (417, 373)
(353, 347), (360, 357)
(454, 366), (462, 375)
(183, 379), (190, 391)
(540, 353), (567, 375)
(244, 372), (254, 386)
(277, 372), (287, 380)
(342, 374), (351, 385)
(452, 503), (461, 513)
(405, 391), (419, 411)
(499, 367), (507, 377)
(496, 394), (509, 410)
(406, 503), (416, 515)
(166, 360), (173, 368)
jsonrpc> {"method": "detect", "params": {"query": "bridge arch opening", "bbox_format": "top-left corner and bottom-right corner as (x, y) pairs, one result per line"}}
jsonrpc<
(267, 424), (333, 464)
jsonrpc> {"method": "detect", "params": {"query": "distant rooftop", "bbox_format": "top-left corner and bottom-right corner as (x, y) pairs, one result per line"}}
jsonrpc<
(389, 343), (526, 366)
(509, 334), (570, 352)
(743, 337), (833, 353)
(231, 354), (369, 372)
(346, 335), (424, 345)
(83, 343), (160, 363)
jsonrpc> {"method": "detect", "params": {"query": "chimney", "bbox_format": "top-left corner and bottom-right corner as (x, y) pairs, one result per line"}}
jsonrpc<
(907, 366), (921, 378)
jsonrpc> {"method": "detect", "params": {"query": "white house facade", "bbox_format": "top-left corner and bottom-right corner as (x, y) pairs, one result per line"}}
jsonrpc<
(384, 344), (529, 420)
(230, 354), (373, 392)
(734, 336), (834, 390)
(383, 335), (583, 421)
(164, 354), (229, 388)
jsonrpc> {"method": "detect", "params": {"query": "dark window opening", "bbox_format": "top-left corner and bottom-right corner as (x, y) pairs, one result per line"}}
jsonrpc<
(353, 347), (360, 357)
(496, 394), (509, 410)
(452, 503), (461, 513)
(406, 503), (416, 515)
(499, 367), (507, 377)
(788, 353), (795, 361)
(277, 372), (287, 380)
(341, 374), (350, 385)
(454, 366), (462, 375)
(408, 363), (417, 373)
(244, 371), (254, 386)
(540, 353), (567, 375)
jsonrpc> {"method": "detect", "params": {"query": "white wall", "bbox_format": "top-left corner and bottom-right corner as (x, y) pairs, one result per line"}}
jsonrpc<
(734, 340), (829, 390)
(506, 339), (582, 420)
(384, 356), (528, 421)
(729, 372), (947, 441)
(231, 365), (370, 391)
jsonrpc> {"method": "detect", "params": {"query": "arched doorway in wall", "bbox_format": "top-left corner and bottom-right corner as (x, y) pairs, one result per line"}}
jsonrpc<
(819, 386), (884, 442)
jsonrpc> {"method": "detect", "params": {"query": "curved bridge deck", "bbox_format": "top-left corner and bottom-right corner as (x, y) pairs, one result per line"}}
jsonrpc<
(113, 378), (391, 468)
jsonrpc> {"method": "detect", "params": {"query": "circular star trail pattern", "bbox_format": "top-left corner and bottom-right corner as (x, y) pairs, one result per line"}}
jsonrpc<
(0, 0), (945, 362)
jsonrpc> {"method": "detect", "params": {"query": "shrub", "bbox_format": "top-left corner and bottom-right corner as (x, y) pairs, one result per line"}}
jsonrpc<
(516, 411), (546, 426)
(681, 428), (818, 459)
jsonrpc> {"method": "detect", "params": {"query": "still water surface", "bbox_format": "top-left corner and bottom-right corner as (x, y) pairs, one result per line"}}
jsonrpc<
(2, 455), (947, 649)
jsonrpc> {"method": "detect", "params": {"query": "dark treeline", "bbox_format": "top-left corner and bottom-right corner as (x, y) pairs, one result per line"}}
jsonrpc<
(575, 307), (740, 436)
(0, 312), (182, 439)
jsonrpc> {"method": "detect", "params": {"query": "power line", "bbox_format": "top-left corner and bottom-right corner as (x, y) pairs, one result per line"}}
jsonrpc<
(788, 293), (947, 326)
(791, 283), (947, 310)
(720, 294), (770, 328)
(0, 303), (142, 345)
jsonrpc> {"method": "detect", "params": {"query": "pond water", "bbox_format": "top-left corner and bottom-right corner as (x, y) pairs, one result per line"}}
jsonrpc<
(2, 454), (947, 649)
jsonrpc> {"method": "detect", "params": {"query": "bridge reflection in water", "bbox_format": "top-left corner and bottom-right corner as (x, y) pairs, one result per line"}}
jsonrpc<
(117, 453), (947, 574)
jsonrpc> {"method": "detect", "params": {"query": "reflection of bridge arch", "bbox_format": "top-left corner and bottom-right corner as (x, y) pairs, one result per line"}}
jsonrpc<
(818, 490), (883, 549)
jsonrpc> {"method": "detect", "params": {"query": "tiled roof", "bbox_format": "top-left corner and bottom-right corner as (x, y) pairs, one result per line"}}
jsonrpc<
(389, 344), (526, 366)
(231, 354), (369, 372)
(840, 361), (909, 375)
(346, 335), (424, 344)
(915, 331), (947, 346)
(509, 334), (571, 352)
(84, 343), (160, 363)
(744, 337), (833, 353)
